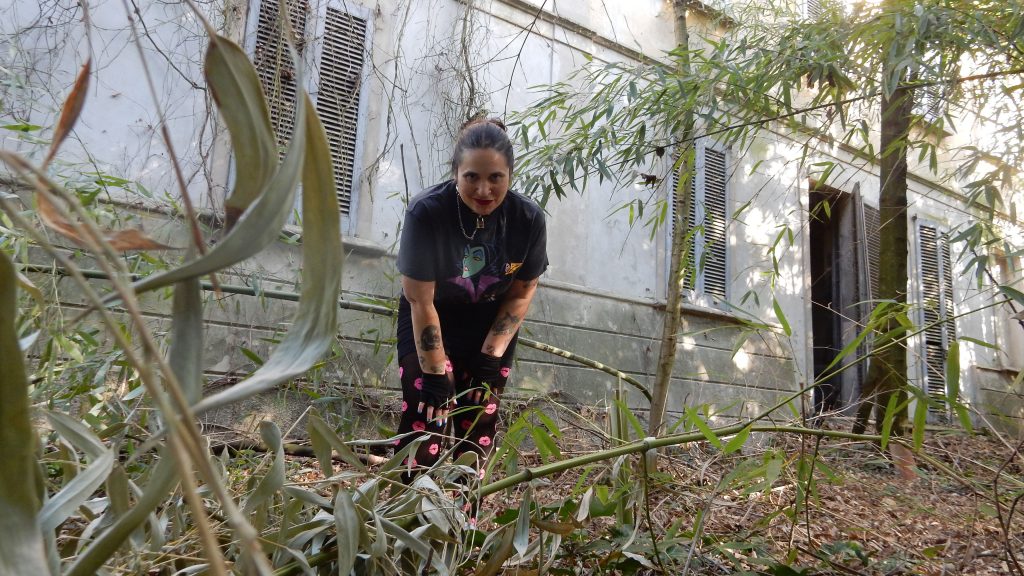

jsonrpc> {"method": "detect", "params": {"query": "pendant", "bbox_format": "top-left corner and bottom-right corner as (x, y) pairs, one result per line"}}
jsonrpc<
(476, 215), (485, 229)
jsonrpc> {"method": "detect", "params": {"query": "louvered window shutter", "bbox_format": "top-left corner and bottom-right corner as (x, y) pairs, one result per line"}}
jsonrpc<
(316, 7), (368, 216)
(918, 224), (955, 412)
(863, 204), (881, 300)
(253, 0), (368, 217)
(856, 202), (882, 386)
(700, 148), (728, 300)
(804, 0), (824, 19)
(253, 0), (309, 150)
(669, 144), (728, 301)
(668, 154), (698, 292)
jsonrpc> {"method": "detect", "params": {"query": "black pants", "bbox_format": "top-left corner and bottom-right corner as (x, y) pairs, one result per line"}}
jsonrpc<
(394, 353), (504, 482)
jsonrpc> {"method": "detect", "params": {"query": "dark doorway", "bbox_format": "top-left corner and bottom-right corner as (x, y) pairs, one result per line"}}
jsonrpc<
(809, 187), (862, 418)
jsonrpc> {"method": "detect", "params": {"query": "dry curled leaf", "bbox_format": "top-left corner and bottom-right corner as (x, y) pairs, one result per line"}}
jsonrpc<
(105, 229), (174, 251)
(44, 59), (91, 169)
(889, 442), (918, 481)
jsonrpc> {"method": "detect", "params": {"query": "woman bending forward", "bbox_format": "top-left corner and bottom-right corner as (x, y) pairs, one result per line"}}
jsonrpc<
(394, 117), (548, 491)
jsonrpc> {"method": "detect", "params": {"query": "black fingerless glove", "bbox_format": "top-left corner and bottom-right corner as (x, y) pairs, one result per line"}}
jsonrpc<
(470, 352), (508, 394)
(419, 372), (453, 409)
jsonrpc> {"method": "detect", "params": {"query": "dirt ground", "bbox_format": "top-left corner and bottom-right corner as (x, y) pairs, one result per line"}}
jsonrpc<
(478, 423), (1024, 575)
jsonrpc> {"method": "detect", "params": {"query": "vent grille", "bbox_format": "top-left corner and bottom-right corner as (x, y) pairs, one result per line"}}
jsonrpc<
(317, 7), (367, 215)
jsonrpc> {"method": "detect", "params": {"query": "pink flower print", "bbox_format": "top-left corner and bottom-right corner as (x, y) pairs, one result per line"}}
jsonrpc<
(500, 367), (511, 378)
(412, 421), (426, 432)
(478, 435), (491, 447)
(401, 401), (408, 412)
(393, 438), (401, 446)
(484, 402), (497, 415)
(405, 457), (417, 467)
(478, 468), (486, 480)
(460, 419), (472, 430)
(428, 443), (440, 455)
(399, 366), (404, 378)
(445, 360), (453, 372)
(413, 377), (423, 390)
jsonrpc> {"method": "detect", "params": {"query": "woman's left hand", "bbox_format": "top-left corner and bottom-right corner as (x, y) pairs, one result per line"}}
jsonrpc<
(469, 352), (508, 403)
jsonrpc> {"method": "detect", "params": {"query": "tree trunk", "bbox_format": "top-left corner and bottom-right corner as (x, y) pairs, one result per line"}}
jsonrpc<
(648, 0), (696, 436)
(852, 61), (913, 435)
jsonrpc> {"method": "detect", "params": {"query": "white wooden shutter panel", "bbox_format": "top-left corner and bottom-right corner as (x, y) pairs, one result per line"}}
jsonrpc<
(701, 147), (728, 300)
(918, 224), (955, 410)
(804, 0), (824, 19)
(863, 204), (881, 299)
(316, 7), (368, 216)
(669, 146), (728, 300)
(669, 160), (697, 292)
(254, 0), (309, 150)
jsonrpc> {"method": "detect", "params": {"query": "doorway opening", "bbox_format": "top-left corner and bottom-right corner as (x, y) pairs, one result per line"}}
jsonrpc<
(808, 186), (864, 418)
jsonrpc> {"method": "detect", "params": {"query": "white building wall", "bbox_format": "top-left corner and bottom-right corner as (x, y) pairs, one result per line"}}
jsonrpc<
(3, 0), (1021, 427)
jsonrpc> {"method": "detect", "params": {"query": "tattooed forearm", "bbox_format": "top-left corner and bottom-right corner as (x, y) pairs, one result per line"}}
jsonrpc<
(419, 325), (441, 351)
(491, 312), (521, 335)
(417, 355), (445, 374)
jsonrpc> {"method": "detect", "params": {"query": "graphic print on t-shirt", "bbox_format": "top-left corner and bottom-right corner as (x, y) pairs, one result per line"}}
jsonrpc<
(448, 243), (503, 303)
(462, 246), (486, 278)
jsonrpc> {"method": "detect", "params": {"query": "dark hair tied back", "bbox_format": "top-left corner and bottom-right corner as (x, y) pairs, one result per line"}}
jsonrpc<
(451, 116), (514, 174)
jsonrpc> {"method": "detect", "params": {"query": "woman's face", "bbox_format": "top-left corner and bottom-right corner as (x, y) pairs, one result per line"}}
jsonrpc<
(455, 148), (510, 216)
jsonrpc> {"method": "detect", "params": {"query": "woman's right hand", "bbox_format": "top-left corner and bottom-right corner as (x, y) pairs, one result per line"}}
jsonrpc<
(418, 372), (454, 426)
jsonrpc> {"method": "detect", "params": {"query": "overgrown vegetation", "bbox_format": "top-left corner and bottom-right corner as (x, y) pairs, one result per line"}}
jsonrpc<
(2, 0), (1024, 575)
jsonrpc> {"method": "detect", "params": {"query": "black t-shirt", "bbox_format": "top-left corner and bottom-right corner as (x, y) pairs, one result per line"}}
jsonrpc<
(396, 180), (548, 360)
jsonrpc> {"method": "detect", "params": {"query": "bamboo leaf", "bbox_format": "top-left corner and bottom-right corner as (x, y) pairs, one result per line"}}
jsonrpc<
(685, 407), (723, 450)
(773, 297), (792, 336)
(513, 486), (532, 558)
(475, 524), (514, 576)
(0, 251), (50, 574)
(65, 456), (179, 576)
(189, 93), (340, 416)
(308, 411), (367, 473)
(334, 489), (360, 576)
(43, 60), (90, 169)
(723, 425), (751, 455)
(945, 339), (960, 403)
(243, 421), (286, 514)
(205, 35), (277, 230)
(912, 391), (927, 452)
(879, 394), (899, 451)
(39, 450), (114, 533)
(170, 274), (204, 404)
(46, 412), (106, 459)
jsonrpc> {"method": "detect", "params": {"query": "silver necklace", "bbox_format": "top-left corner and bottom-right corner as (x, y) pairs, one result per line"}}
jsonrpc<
(455, 187), (486, 241)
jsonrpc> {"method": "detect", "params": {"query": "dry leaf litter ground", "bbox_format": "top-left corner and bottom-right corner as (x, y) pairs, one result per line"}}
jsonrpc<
(287, 407), (1023, 575)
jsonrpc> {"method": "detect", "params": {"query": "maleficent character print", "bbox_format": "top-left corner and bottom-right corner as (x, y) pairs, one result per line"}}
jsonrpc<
(393, 117), (548, 525)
